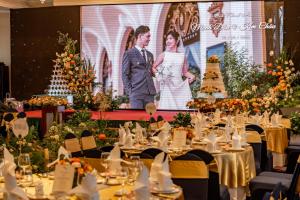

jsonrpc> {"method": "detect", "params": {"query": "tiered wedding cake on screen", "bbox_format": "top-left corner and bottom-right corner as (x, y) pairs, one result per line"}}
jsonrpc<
(198, 55), (227, 98)
(47, 63), (71, 97)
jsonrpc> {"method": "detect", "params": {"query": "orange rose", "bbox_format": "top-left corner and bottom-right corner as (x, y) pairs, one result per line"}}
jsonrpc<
(98, 133), (106, 140)
(70, 60), (75, 65)
(69, 54), (74, 58)
(267, 63), (273, 67)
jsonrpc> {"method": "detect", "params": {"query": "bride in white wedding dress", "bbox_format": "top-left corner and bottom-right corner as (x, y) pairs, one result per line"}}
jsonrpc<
(152, 31), (195, 110)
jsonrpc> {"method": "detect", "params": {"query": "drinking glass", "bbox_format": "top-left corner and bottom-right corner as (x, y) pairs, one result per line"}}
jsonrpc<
(100, 152), (110, 182)
(18, 153), (32, 184)
(117, 167), (129, 196)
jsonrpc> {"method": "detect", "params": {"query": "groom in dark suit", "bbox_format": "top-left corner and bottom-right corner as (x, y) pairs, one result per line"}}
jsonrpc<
(122, 25), (156, 109)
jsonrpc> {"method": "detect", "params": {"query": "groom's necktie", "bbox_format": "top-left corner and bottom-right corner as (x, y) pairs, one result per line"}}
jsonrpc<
(141, 49), (147, 62)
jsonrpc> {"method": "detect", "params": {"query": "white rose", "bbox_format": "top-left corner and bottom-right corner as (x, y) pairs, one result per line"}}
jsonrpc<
(289, 60), (294, 66)
(269, 50), (274, 56)
(284, 61), (288, 65)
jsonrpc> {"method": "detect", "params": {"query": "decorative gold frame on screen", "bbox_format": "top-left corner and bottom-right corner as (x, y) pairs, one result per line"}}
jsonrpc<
(54, 0), (204, 6)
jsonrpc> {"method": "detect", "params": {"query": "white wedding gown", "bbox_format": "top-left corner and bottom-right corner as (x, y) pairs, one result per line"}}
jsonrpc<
(156, 51), (192, 110)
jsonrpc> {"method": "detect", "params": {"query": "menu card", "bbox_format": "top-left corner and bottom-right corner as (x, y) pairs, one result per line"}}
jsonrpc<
(172, 129), (187, 148)
(52, 164), (75, 194)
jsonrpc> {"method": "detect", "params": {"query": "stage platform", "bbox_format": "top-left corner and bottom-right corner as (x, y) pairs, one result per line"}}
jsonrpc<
(25, 109), (190, 122)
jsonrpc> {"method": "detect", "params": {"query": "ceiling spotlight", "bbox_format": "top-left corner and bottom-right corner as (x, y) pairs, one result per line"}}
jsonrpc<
(40, 0), (46, 4)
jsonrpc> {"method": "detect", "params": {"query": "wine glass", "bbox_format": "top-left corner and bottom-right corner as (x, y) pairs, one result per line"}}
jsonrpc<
(100, 152), (110, 181)
(117, 166), (129, 196)
(129, 156), (142, 182)
(18, 153), (32, 184)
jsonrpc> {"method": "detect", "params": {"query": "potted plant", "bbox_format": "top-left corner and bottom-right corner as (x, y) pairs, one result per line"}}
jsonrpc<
(290, 112), (300, 145)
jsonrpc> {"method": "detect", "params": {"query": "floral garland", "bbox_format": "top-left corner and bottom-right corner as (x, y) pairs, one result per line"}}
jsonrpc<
(203, 71), (219, 80)
(27, 96), (68, 107)
(201, 86), (221, 94)
(207, 55), (220, 63)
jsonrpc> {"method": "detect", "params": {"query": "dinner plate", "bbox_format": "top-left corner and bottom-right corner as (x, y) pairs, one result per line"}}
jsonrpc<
(209, 150), (222, 154)
(151, 185), (180, 194)
(227, 147), (245, 151)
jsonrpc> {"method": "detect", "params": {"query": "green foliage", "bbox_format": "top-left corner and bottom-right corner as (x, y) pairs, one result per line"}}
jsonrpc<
(66, 110), (91, 126)
(291, 112), (300, 134)
(111, 95), (129, 110)
(189, 67), (202, 98)
(172, 112), (191, 127)
(222, 44), (267, 97)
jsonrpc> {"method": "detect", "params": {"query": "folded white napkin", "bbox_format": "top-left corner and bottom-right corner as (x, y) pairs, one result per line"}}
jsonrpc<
(224, 124), (232, 142)
(204, 133), (218, 152)
(124, 121), (133, 134)
(271, 113), (282, 127)
(1, 148), (29, 200)
(134, 166), (150, 200)
(159, 122), (171, 134)
(149, 152), (165, 183)
(157, 132), (168, 151)
(118, 125), (127, 145)
(123, 133), (133, 148)
(232, 129), (242, 149)
(69, 173), (100, 200)
(263, 111), (270, 125)
(157, 156), (173, 191)
(47, 146), (70, 168)
(134, 122), (144, 143)
(108, 146), (122, 174)
(250, 113), (262, 125)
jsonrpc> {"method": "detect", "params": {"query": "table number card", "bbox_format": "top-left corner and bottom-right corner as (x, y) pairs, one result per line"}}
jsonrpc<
(52, 164), (75, 194)
(172, 129), (187, 148)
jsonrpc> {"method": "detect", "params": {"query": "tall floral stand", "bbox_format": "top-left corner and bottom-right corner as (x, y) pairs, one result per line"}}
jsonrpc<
(198, 62), (227, 98)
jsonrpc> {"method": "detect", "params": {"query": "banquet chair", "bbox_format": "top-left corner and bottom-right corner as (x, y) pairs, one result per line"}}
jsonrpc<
(215, 123), (226, 127)
(171, 153), (210, 200)
(64, 133), (83, 157)
(263, 182), (288, 200)
(246, 131), (263, 174)
(246, 124), (264, 134)
(246, 124), (272, 171)
(140, 148), (163, 159)
(187, 149), (230, 200)
(80, 130), (101, 158)
(99, 145), (125, 158)
(286, 145), (300, 174)
(249, 155), (300, 200)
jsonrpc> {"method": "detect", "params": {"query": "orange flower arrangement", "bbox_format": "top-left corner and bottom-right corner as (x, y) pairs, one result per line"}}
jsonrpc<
(207, 55), (220, 63)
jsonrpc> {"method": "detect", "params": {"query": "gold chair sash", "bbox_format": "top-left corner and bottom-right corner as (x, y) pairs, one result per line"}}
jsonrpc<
(81, 136), (97, 150)
(64, 138), (81, 153)
(170, 160), (209, 179)
(208, 159), (219, 173)
(82, 158), (105, 172)
(141, 159), (153, 171)
(246, 131), (262, 143)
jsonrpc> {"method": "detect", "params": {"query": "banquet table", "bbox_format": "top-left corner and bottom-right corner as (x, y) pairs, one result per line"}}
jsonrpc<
(110, 143), (256, 200)
(0, 175), (183, 200)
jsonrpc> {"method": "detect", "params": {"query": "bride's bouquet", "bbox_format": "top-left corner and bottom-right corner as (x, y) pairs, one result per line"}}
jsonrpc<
(156, 64), (174, 85)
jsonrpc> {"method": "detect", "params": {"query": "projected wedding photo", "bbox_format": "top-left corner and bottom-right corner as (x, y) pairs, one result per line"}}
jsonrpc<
(81, 1), (281, 110)
(2, 1), (300, 200)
